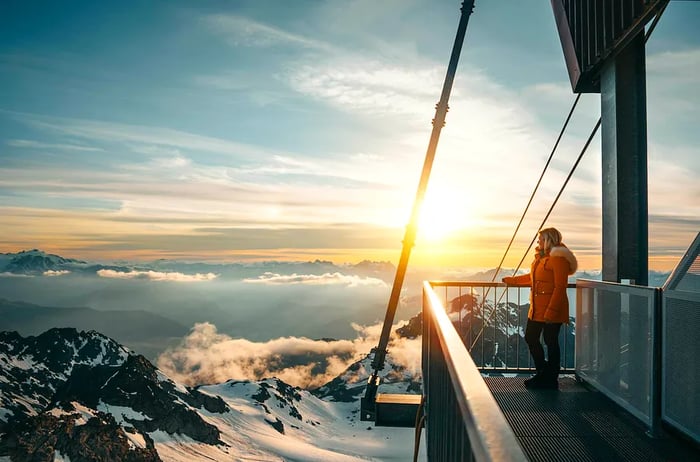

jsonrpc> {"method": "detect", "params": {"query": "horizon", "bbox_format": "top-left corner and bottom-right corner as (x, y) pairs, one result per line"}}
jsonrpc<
(1, 1), (699, 272)
(2, 246), (675, 275)
(0, 245), (684, 276)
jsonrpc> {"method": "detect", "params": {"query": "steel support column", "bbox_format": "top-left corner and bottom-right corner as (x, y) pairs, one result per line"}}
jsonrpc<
(600, 32), (649, 285)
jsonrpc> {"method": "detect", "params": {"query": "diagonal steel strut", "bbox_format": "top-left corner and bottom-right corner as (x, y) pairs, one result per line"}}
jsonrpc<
(362, 0), (476, 416)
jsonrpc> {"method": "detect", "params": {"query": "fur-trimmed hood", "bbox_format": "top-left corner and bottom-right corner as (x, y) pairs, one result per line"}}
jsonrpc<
(550, 245), (578, 275)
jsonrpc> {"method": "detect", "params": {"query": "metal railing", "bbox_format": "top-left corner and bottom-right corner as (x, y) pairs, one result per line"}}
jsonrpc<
(576, 279), (661, 433)
(428, 281), (577, 373)
(661, 231), (700, 444)
(422, 281), (528, 461)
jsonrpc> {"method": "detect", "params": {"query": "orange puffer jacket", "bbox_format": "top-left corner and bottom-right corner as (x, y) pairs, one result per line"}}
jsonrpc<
(504, 245), (578, 323)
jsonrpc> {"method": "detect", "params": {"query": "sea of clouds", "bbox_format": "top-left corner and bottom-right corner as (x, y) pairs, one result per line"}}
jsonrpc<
(0, 260), (431, 388)
(0, 258), (671, 389)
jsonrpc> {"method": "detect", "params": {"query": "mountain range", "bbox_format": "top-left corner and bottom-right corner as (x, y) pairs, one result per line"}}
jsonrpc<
(0, 249), (404, 354)
(0, 328), (422, 462)
(0, 249), (397, 281)
(0, 299), (188, 361)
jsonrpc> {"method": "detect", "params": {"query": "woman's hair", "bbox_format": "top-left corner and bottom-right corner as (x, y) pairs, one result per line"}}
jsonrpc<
(538, 227), (562, 251)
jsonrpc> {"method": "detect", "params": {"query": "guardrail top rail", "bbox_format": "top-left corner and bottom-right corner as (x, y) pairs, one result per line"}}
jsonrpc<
(422, 281), (528, 461)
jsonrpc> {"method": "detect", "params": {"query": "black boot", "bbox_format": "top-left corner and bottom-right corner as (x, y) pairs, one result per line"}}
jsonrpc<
(530, 361), (559, 389)
(524, 361), (547, 388)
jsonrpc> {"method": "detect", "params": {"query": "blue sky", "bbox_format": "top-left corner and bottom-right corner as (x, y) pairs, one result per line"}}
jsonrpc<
(1, 0), (698, 270)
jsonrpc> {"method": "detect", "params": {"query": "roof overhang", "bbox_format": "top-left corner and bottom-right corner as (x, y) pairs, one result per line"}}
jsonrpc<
(551, 0), (669, 93)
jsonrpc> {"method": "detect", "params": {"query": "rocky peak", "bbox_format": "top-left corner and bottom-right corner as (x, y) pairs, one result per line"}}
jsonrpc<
(52, 354), (228, 445)
(0, 328), (129, 428)
(3, 249), (85, 274)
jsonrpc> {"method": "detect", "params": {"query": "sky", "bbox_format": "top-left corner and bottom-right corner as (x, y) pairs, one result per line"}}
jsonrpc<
(1, 0), (699, 271)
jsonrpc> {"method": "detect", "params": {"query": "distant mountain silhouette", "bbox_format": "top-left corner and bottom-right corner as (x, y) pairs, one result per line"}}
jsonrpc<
(0, 249), (87, 274)
(0, 249), (133, 276)
(0, 299), (188, 360)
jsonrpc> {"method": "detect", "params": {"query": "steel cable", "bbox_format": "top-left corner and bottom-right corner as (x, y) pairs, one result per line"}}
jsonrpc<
(467, 2), (668, 351)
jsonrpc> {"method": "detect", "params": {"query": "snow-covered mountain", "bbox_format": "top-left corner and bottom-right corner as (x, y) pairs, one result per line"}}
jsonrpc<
(0, 249), (397, 282)
(312, 348), (421, 403)
(0, 249), (90, 275)
(0, 329), (424, 461)
(0, 249), (126, 277)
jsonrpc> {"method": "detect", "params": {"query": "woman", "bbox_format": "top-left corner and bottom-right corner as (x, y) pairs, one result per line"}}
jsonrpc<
(502, 227), (577, 389)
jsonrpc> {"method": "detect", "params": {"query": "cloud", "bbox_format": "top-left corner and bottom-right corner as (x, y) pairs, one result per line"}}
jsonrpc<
(0, 272), (34, 278)
(286, 59), (442, 116)
(7, 139), (103, 152)
(156, 321), (420, 389)
(17, 113), (268, 160)
(43, 270), (71, 277)
(647, 48), (700, 85)
(150, 155), (191, 169)
(96, 269), (217, 282)
(243, 271), (387, 287)
(203, 14), (331, 51)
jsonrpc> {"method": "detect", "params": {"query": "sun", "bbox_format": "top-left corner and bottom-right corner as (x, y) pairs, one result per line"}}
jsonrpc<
(416, 186), (469, 243)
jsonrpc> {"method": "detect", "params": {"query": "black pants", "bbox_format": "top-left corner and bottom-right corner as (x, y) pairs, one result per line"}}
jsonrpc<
(525, 319), (562, 375)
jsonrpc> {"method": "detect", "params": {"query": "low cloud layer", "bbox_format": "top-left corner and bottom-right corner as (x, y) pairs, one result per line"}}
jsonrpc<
(0, 272), (34, 278)
(43, 270), (71, 277)
(97, 269), (217, 282)
(156, 321), (420, 389)
(243, 271), (387, 287)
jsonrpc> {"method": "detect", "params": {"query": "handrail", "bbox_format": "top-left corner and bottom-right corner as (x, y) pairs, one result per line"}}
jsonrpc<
(422, 281), (528, 461)
(429, 280), (576, 372)
(430, 281), (576, 288)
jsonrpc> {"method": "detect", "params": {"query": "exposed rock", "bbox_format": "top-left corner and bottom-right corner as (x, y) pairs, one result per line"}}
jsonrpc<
(265, 417), (285, 434)
(0, 412), (160, 462)
(52, 354), (226, 446)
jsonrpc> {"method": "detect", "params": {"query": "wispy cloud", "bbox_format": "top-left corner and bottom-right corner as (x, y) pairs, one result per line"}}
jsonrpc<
(243, 271), (387, 287)
(203, 14), (332, 51)
(647, 48), (700, 84)
(286, 59), (442, 116)
(647, 48), (700, 127)
(0, 272), (34, 278)
(97, 269), (217, 282)
(16, 113), (268, 160)
(7, 139), (103, 152)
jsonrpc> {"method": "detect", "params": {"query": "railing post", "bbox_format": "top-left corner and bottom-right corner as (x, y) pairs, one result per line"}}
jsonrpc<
(648, 287), (662, 438)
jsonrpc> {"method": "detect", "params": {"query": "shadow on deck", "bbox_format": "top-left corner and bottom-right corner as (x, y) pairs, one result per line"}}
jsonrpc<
(485, 375), (699, 462)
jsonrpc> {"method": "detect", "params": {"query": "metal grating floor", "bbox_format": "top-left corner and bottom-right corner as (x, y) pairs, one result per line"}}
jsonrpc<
(484, 376), (699, 462)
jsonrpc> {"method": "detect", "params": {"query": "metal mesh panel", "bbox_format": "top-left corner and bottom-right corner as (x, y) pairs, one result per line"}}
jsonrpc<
(664, 232), (700, 292)
(662, 293), (700, 444)
(576, 281), (657, 427)
(675, 254), (700, 291)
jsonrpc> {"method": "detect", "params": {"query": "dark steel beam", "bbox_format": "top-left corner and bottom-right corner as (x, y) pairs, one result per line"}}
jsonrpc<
(600, 32), (649, 285)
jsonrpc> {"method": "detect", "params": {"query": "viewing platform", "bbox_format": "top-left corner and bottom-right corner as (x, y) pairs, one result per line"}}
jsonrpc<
(484, 375), (696, 461)
(369, 232), (700, 461)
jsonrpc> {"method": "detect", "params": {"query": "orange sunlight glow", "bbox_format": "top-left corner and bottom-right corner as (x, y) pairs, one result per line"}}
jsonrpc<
(416, 185), (471, 244)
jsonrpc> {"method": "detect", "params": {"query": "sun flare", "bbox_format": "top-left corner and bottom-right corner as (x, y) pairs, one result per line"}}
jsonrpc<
(416, 186), (470, 243)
